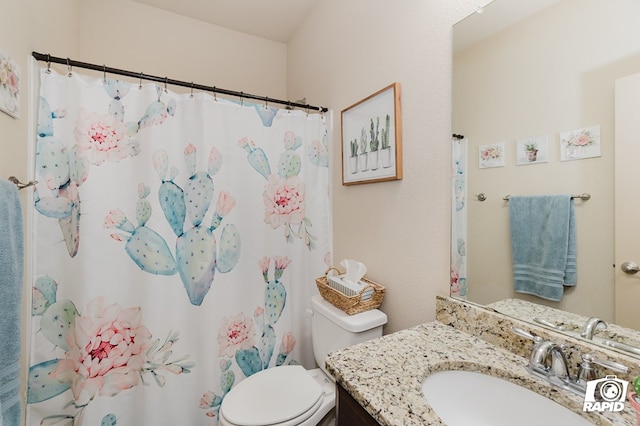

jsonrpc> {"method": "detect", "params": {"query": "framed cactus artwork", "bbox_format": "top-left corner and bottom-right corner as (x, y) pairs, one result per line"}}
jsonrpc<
(341, 82), (402, 185)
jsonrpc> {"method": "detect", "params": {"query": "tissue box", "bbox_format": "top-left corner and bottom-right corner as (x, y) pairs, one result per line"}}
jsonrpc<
(316, 267), (385, 315)
(327, 275), (374, 300)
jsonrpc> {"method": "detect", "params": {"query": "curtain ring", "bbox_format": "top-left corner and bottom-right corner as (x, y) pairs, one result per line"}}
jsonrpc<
(213, 86), (217, 102)
(264, 97), (269, 110)
(102, 64), (107, 84)
(164, 77), (168, 93)
(306, 104), (310, 117)
(45, 54), (51, 74)
(66, 57), (72, 77)
(190, 82), (194, 99)
(240, 91), (244, 107)
(138, 72), (143, 90)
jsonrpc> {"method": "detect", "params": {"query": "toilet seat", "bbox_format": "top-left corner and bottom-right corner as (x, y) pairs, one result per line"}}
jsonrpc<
(219, 365), (330, 426)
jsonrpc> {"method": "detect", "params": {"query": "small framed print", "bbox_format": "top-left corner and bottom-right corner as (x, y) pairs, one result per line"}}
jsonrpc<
(0, 50), (20, 118)
(560, 125), (601, 161)
(479, 142), (505, 169)
(516, 135), (549, 165)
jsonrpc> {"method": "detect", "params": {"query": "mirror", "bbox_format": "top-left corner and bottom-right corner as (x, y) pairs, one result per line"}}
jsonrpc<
(451, 0), (640, 356)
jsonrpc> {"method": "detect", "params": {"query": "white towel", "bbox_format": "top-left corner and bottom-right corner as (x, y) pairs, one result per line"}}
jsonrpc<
(0, 180), (23, 426)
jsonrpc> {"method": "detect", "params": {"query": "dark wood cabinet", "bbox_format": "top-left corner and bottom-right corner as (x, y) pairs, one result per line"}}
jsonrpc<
(335, 382), (380, 425)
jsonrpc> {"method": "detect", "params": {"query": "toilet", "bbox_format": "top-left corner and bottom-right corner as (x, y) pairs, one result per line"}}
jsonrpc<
(219, 295), (387, 426)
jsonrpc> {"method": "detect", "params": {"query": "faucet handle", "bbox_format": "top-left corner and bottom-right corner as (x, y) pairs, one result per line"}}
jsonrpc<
(512, 327), (542, 342)
(577, 353), (630, 385)
(588, 355), (630, 374)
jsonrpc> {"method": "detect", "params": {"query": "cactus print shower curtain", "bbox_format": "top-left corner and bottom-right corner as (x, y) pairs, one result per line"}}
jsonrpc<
(451, 137), (467, 299)
(27, 68), (331, 425)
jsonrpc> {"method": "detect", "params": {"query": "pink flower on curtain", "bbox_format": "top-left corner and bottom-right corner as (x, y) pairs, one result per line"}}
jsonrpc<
(273, 256), (292, 281)
(450, 268), (461, 294)
(74, 110), (140, 165)
(217, 312), (256, 358)
(51, 297), (152, 405)
(279, 332), (296, 356)
(258, 257), (270, 282)
(263, 175), (305, 229)
(215, 191), (236, 217)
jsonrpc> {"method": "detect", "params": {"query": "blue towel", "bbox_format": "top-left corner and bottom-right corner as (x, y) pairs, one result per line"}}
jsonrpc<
(0, 180), (23, 426)
(509, 195), (576, 301)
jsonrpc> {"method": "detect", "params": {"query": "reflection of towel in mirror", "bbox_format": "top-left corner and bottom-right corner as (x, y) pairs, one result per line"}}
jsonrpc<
(509, 195), (576, 301)
(0, 180), (23, 426)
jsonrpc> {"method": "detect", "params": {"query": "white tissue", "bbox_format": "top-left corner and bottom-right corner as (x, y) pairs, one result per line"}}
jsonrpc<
(340, 259), (367, 287)
(326, 259), (372, 299)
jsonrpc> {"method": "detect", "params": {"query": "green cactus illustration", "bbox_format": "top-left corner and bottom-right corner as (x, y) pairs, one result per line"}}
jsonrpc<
(360, 127), (368, 154)
(106, 145), (241, 306)
(381, 114), (391, 150)
(350, 139), (358, 157)
(27, 359), (72, 404)
(32, 276), (59, 316)
(35, 81), (176, 258)
(101, 414), (118, 426)
(369, 117), (380, 152)
(307, 129), (329, 167)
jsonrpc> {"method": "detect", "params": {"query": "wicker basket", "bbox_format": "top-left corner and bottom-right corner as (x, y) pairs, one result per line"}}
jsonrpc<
(315, 267), (385, 315)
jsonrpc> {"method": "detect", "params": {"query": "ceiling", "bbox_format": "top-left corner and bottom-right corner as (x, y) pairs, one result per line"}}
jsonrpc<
(131, 0), (319, 43)
(453, 0), (561, 53)
(131, 0), (561, 50)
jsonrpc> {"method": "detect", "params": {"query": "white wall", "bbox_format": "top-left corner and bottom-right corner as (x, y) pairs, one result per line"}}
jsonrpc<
(78, 0), (288, 98)
(453, 0), (640, 320)
(288, 0), (482, 333)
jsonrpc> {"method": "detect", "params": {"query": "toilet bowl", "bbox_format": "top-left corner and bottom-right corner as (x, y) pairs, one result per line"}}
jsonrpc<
(219, 295), (387, 426)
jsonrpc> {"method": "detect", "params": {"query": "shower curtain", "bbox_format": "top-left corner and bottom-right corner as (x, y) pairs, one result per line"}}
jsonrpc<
(451, 137), (467, 298)
(27, 68), (331, 425)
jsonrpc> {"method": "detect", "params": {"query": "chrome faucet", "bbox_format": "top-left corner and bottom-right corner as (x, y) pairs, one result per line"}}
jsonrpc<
(529, 340), (571, 382)
(511, 327), (629, 397)
(580, 317), (607, 340)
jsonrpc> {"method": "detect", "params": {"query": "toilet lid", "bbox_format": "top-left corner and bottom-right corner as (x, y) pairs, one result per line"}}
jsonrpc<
(220, 365), (323, 426)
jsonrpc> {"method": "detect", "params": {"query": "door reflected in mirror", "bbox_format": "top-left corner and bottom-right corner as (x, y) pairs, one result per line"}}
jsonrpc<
(451, 0), (640, 355)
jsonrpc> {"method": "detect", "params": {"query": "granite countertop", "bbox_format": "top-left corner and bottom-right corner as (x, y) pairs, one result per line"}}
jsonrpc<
(325, 321), (636, 425)
(488, 298), (640, 350)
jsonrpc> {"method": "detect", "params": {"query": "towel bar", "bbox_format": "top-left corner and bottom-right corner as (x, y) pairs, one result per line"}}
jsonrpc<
(503, 193), (590, 201)
(7, 176), (38, 190)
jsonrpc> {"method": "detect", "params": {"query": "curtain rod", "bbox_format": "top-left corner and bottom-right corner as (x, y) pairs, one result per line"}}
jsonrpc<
(32, 52), (328, 113)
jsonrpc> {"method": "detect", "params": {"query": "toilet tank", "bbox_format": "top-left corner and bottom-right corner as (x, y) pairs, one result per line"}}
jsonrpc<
(311, 295), (387, 376)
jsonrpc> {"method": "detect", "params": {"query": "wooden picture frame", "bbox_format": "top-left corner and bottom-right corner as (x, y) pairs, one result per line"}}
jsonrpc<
(341, 82), (402, 185)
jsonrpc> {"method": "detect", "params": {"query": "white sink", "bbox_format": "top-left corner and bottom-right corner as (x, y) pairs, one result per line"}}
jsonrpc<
(422, 370), (592, 426)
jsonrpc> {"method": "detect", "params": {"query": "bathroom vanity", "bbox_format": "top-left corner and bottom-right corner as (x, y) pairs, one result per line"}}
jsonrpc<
(326, 296), (639, 425)
(335, 384), (379, 426)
